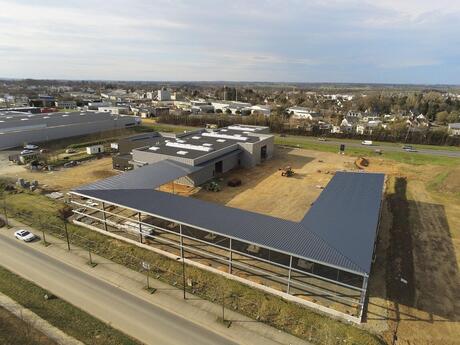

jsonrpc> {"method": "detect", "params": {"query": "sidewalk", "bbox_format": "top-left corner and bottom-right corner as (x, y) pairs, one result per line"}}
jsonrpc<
(2, 218), (309, 345)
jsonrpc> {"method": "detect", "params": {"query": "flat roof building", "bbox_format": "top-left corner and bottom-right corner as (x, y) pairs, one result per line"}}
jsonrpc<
(127, 125), (273, 186)
(0, 110), (140, 150)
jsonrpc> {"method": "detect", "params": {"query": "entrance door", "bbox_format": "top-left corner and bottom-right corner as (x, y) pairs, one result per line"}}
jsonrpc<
(215, 160), (223, 174)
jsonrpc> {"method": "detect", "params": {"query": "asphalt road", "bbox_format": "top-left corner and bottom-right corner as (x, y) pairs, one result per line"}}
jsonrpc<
(277, 136), (460, 158)
(0, 235), (238, 345)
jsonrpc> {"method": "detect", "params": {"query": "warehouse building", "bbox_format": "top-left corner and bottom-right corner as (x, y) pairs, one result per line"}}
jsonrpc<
(70, 163), (384, 323)
(0, 110), (140, 150)
(112, 124), (274, 186)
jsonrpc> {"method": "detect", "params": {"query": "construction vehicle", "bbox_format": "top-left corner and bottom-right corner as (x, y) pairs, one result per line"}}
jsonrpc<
(205, 181), (221, 192)
(280, 166), (294, 177)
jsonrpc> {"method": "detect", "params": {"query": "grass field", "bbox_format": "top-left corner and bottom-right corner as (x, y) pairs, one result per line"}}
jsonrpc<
(0, 266), (140, 345)
(1, 189), (384, 345)
(0, 306), (58, 345)
(275, 136), (460, 166)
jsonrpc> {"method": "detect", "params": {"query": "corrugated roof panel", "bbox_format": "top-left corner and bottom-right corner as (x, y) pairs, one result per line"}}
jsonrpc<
(301, 172), (384, 274)
(77, 159), (203, 190)
(73, 188), (366, 274)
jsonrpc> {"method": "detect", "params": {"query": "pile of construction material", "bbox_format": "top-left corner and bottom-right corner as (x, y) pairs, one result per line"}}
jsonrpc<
(16, 178), (38, 191)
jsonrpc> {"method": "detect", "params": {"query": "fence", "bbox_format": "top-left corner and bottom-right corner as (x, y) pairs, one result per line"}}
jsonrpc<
(1, 204), (381, 345)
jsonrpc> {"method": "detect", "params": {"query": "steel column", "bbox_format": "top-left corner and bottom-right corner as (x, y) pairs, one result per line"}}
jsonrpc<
(138, 212), (143, 243)
(228, 238), (233, 274)
(179, 224), (184, 258)
(286, 255), (293, 294)
(101, 202), (108, 231)
(358, 275), (368, 321)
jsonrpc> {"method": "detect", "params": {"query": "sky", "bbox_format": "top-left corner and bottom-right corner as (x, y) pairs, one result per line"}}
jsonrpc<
(0, 0), (459, 84)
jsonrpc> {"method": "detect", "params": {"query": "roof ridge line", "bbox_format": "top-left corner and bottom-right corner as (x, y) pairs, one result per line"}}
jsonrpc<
(299, 223), (367, 273)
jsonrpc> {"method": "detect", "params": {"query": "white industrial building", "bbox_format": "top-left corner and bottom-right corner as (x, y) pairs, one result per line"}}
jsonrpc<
(0, 111), (140, 150)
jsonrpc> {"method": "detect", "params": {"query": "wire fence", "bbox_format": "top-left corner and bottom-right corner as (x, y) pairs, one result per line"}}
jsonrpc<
(1, 204), (379, 345)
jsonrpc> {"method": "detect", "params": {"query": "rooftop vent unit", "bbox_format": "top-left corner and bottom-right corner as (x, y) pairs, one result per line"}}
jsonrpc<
(228, 125), (257, 132)
(148, 146), (160, 151)
(165, 142), (213, 152)
(176, 150), (188, 155)
(202, 132), (248, 141)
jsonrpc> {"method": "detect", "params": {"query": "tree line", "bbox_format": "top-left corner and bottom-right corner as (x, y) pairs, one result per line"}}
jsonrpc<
(157, 114), (460, 146)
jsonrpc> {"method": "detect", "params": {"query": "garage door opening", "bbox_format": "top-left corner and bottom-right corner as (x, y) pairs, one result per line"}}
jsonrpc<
(261, 145), (267, 160)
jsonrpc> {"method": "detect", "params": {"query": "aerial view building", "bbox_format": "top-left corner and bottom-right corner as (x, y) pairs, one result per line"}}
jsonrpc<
(70, 125), (384, 323)
(0, 110), (140, 150)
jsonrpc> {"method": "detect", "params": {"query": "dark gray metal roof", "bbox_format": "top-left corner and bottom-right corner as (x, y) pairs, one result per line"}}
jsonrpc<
(77, 159), (203, 190)
(73, 188), (365, 273)
(73, 171), (384, 275)
(301, 172), (384, 274)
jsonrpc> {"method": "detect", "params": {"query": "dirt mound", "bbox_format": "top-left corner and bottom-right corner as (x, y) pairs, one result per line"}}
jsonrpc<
(355, 157), (369, 169)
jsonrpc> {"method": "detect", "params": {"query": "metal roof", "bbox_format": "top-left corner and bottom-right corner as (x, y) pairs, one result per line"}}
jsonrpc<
(77, 159), (203, 190)
(73, 171), (384, 275)
(73, 188), (365, 274)
(301, 172), (384, 274)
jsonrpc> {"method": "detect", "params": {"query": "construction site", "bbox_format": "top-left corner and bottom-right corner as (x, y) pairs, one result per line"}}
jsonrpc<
(2, 122), (459, 344)
(65, 126), (384, 323)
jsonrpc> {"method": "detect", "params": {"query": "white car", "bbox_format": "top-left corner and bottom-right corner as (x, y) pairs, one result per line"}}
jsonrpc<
(24, 144), (39, 150)
(14, 229), (37, 242)
(20, 149), (35, 155)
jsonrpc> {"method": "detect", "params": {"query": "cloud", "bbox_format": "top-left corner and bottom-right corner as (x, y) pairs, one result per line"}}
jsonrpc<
(0, 0), (458, 83)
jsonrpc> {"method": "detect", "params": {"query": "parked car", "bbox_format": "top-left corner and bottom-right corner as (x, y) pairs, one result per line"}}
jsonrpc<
(20, 149), (35, 155)
(361, 140), (373, 146)
(65, 148), (76, 154)
(24, 144), (39, 150)
(85, 200), (98, 207)
(63, 160), (77, 168)
(14, 229), (37, 242)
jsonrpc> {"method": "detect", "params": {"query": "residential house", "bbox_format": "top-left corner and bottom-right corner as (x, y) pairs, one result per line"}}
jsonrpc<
(448, 123), (460, 136)
(288, 106), (320, 120)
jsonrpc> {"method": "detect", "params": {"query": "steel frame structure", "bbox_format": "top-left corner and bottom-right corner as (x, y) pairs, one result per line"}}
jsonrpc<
(70, 193), (370, 321)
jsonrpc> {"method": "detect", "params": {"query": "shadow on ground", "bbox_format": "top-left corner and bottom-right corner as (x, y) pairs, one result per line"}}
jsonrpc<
(366, 177), (460, 324)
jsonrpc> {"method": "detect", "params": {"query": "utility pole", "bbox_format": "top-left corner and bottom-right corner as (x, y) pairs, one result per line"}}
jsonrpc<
(222, 289), (225, 323)
(63, 219), (70, 251)
(2, 195), (9, 228)
(176, 255), (186, 299)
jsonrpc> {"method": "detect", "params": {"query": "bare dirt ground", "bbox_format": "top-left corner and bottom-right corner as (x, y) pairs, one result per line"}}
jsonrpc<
(1, 144), (458, 344)
(192, 147), (356, 221)
(1, 157), (118, 191)
(192, 147), (460, 345)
